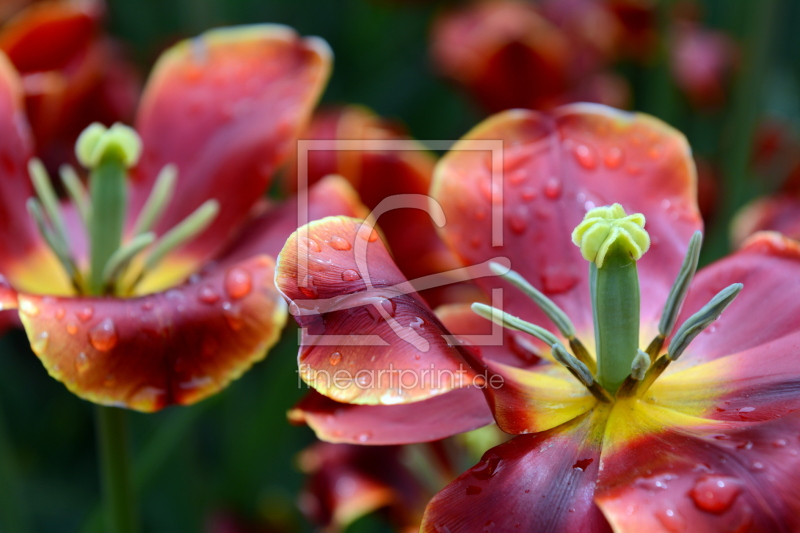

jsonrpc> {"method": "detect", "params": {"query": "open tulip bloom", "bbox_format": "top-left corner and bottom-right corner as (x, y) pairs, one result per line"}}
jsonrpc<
(277, 104), (800, 531)
(0, 23), (369, 532)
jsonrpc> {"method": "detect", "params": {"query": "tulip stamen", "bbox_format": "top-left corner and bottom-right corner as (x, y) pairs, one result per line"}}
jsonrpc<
(552, 344), (613, 403)
(488, 262), (596, 373)
(26, 122), (219, 297)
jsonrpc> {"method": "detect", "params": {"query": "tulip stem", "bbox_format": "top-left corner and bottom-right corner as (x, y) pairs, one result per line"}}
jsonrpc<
(96, 405), (138, 533)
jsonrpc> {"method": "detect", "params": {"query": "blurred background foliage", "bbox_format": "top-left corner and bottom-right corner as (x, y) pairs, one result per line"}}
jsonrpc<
(1, 0), (798, 531)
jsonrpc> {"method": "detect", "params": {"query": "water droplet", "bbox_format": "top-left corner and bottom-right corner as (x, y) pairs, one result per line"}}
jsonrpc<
(54, 307), (66, 320)
(356, 432), (372, 443)
(572, 458), (593, 471)
(224, 267), (252, 299)
(89, 319), (118, 352)
(573, 144), (597, 169)
(198, 285), (220, 304)
(328, 235), (351, 251)
(299, 276), (318, 299)
(648, 145), (663, 160)
(543, 177), (562, 199)
(381, 298), (396, 317)
(329, 351), (342, 366)
(472, 456), (502, 480)
(466, 485), (482, 496)
(655, 507), (686, 532)
(358, 227), (380, 242)
(773, 439), (788, 448)
(508, 208), (528, 234)
(222, 302), (244, 331)
(341, 269), (361, 281)
(301, 237), (321, 252)
(520, 187), (537, 201)
(74, 352), (90, 373)
(604, 147), (624, 168)
(77, 307), (94, 322)
(65, 321), (78, 335)
(690, 475), (742, 514)
(20, 299), (39, 317)
(410, 316), (425, 331)
(31, 331), (49, 355)
(479, 178), (501, 203)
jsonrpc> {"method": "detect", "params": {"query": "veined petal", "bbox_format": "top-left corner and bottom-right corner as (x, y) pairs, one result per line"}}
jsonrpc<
(289, 387), (493, 445)
(421, 409), (612, 533)
(275, 216), (475, 405)
(431, 104), (700, 337)
(216, 175), (368, 268)
(646, 329), (800, 422)
(596, 412), (800, 533)
(16, 255), (286, 412)
(131, 25), (331, 289)
(669, 232), (800, 371)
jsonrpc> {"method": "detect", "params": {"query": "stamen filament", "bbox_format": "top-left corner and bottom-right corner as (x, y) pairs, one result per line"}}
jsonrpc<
(552, 344), (612, 403)
(29, 159), (70, 250)
(471, 302), (559, 347)
(26, 198), (82, 292)
(101, 233), (156, 291)
(488, 262), (596, 372)
(131, 164), (177, 236)
(616, 350), (654, 399)
(659, 231), (703, 337)
(60, 164), (91, 230)
(668, 283), (743, 361)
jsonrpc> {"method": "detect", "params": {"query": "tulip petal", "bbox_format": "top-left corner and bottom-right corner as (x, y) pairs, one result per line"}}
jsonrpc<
(432, 104), (700, 337)
(669, 232), (800, 370)
(275, 216), (475, 405)
(131, 25), (331, 289)
(16, 255), (286, 412)
(289, 386), (493, 445)
(421, 409), (612, 533)
(596, 412), (800, 533)
(732, 194), (800, 248)
(216, 175), (368, 267)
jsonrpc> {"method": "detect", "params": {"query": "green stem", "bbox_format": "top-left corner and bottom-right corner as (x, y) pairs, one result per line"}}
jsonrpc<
(89, 158), (127, 295)
(591, 246), (641, 394)
(96, 405), (138, 533)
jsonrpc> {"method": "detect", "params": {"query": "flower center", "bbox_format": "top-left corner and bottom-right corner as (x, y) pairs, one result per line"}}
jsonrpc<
(473, 203), (743, 401)
(26, 122), (219, 297)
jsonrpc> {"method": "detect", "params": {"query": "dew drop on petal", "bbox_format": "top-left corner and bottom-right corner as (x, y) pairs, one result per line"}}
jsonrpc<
(301, 237), (321, 252)
(689, 475), (742, 514)
(543, 177), (562, 199)
(329, 235), (351, 251)
(89, 318), (118, 352)
(472, 456), (502, 480)
(299, 276), (319, 299)
(329, 351), (342, 366)
(74, 352), (90, 373)
(20, 300), (39, 317)
(198, 285), (220, 304)
(381, 298), (396, 317)
(341, 269), (361, 281)
(54, 307), (66, 321)
(77, 306), (94, 322)
(224, 267), (252, 299)
(65, 321), (78, 335)
(222, 302), (244, 331)
(655, 507), (686, 532)
(31, 331), (49, 355)
(573, 144), (597, 169)
(521, 187), (537, 201)
(356, 431), (372, 443)
(604, 147), (624, 169)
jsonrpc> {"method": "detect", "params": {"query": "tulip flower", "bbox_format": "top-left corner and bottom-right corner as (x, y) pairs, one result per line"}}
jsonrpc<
(277, 103), (800, 531)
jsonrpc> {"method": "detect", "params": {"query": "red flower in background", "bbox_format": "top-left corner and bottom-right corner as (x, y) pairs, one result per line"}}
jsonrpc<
(0, 0), (139, 170)
(276, 104), (800, 531)
(0, 24), (365, 411)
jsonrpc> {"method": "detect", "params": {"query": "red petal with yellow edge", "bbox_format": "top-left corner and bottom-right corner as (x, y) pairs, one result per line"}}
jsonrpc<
(647, 329), (800, 423)
(596, 412), (800, 533)
(289, 387), (493, 445)
(16, 255), (286, 412)
(217, 175), (368, 268)
(668, 232), (800, 371)
(432, 104), (701, 337)
(421, 409), (612, 533)
(131, 25), (331, 271)
(731, 195), (800, 246)
(275, 216), (475, 405)
(285, 105), (463, 305)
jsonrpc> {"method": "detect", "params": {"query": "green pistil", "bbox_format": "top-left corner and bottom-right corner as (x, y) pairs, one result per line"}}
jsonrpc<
(574, 204), (649, 393)
(26, 122), (219, 297)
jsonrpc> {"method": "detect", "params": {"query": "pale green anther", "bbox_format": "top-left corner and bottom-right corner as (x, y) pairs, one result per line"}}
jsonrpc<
(142, 200), (219, 273)
(551, 343), (594, 386)
(471, 302), (560, 347)
(101, 233), (156, 288)
(572, 203), (650, 268)
(489, 261), (576, 338)
(630, 350), (650, 381)
(29, 159), (70, 249)
(668, 283), (743, 361)
(132, 164), (177, 236)
(659, 231), (703, 337)
(76, 122), (142, 169)
(59, 164), (91, 229)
